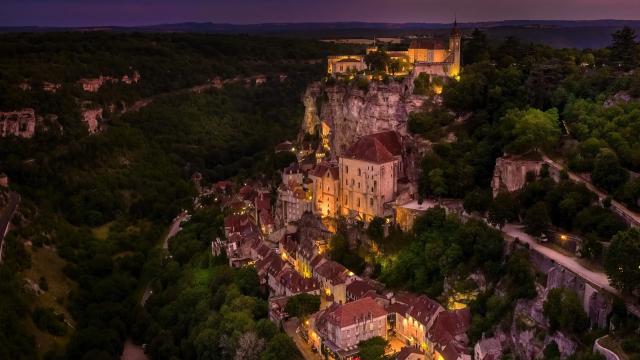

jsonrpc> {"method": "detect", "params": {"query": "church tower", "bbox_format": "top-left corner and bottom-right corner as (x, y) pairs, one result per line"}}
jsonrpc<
(448, 19), (462, 78)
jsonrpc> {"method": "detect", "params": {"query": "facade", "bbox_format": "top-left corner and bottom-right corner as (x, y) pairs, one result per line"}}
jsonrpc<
(278, 163), (312, 224)
(339, 131), (403, 221)
(311, 296), (388, 359)
(327, 55), (367, 76)
(308, 162), (340, 217)
(394, 199), (464, 232)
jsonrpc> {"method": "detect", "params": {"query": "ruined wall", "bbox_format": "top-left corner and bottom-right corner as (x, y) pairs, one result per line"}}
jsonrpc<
(302, 81), (426, 156)
(491, 156), (544, 197)
(0, 109), (37, 138)
(81, 107), (103, 134)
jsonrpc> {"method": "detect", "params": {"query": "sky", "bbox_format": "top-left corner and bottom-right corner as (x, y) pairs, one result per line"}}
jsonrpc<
(1, 0), (640, 27)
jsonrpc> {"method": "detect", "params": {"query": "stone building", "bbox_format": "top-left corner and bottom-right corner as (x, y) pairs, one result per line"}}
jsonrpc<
(338, 131), (403, 221)
(327, 55), (367, 76)
(308, 162), (340, 217)
(1, 109), (37, 138)
(310, 296), (388, 359)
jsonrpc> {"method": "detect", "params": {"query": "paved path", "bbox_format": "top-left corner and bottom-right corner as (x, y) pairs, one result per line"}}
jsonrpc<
(141, 211), (189, 306)
(502, 223), (618, 295)
(283, 319), (321, 360)
(0, 192), (20, 264)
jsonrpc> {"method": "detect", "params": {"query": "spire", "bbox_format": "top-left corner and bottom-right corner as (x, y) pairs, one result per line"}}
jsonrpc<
(451, 14), (461, 37)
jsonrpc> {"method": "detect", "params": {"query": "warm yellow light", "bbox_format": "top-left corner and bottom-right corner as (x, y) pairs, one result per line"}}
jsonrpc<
(560, 235), (568, 240)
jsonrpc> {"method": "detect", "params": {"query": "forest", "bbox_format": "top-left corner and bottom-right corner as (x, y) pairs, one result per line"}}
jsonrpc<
(0, 32), (333, 360)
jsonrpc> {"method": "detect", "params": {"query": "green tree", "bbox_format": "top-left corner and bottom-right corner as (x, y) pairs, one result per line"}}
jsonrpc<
(365, 50), (390, 73)
(503, 108), (561, 154)
(261, 334), (303, 360)
(543, 288), (589, 333)
(610, 26), (639, 70)
(413, 73), (431, 96)
(284, 294), (321, 320)
(463, 188), (492, 214)
(543, 341), (561, 360)
(605, 228), (640, 293)
(367, 217), (386, 244)
(524, 202), (550, 236)
(488, 192), (519, 229)
(358, 336), (390, 360)
(591, 149), (629, 193)
(463, 29), (491, 65)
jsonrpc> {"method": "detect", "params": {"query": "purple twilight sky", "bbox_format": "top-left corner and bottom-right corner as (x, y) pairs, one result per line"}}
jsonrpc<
(1, 0), (640, 27)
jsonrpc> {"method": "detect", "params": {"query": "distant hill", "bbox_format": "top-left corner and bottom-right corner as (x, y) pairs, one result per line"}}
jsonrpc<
(2, 20), (640, 48)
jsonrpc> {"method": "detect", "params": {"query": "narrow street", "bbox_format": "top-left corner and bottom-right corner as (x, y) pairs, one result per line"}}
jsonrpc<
(283, 319), (322, 360)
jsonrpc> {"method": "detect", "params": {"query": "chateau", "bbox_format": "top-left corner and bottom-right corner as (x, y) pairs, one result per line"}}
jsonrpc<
(327, 22), (462, 79)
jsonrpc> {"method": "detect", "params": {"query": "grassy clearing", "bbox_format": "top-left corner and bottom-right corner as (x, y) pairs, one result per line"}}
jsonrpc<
(21, 245), (76, 356)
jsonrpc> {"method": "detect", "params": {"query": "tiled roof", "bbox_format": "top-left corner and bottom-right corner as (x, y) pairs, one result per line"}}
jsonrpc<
(343, 131), (402, 164)
(396, 346), (424, 360)
(406, 295), (444, 328)
(314, 260), (350, 285)
(409, 38), (446, 50)
(346, 279), (375, 300)
(322, 296), (387, 328)
(309, 162), (339, 180)
(278, 268), (319, 294)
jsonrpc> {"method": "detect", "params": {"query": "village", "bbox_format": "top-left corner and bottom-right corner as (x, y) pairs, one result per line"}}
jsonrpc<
(198, 21), (640, 360)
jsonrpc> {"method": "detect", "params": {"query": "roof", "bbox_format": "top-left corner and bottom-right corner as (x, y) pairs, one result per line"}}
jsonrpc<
(322, 296), (388, 328)
(406, 295), (444, 327)
(343, 131), (402, 164)
(428, 309), (472, 360)
(277, 268), (319, 293)
(386, 302), (410, 317)
(396, 347), (424, 360)
(275, 141), (293, 152)
(409, 38), (446, 50)
(337, 58), (364, 63)
(314, 260), (351, 285)
(309, 162), (339, 180)
(346, 279), (375, 300)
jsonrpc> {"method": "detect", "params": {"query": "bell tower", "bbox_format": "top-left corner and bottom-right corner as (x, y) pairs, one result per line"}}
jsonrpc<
(448, 19), (462, 78)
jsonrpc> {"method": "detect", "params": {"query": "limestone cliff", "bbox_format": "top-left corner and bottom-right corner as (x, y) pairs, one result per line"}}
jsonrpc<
(491, 155), (544, 197)
(302, 80), (426, 156)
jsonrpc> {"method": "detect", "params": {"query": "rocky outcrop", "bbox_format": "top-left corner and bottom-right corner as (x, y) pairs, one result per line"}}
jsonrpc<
(491, 155), (544, 197)
(302, 81), (427, 156)
(1, 109), (37, 138)
(80, 102), (104, 134)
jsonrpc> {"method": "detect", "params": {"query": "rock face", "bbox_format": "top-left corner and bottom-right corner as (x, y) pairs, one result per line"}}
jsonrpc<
(81, 104), (104, 134)
(491, 155), (544, 197)
(302, 81), (426, 156)
(0, 109), (37, 138)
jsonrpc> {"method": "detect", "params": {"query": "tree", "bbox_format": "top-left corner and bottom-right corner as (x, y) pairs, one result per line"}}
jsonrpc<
(234, 332), (265, 360)
(543, 341), (561, 360)
(591, 149), (629, 193)
(505, 250), (537, 300)
(543, 288), (589, 333)
(367, 217), (385, 244)
(284, 294), (321, 320)
(463, 188), (492, 214)
(503, 108), (561, 154)
(428, 168), (448, 198)
(413, 73), (431, 96)
(605, 228), (640, 293)
(524, 202), (550, 236)
(610, 26), (639, 70)
(261, 334), (303, 360)
(463, 29), (491, 65)
(358, 336), (390, 360)
(488, 192), (519, 229)
(365, 50), (390, 73)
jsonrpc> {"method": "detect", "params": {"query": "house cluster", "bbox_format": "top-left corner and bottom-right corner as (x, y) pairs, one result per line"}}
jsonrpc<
(308, 291), (472, 360)
(327, 22), (461, 79)
(276, 130), (407, 224)
(77, 70), (141, 92)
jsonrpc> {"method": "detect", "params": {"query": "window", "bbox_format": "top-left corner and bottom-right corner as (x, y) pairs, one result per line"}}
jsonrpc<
(358, 168), (361, 176)
(357, 198), (360, 207)
(370, 198), (373, 207)
(373, 180), (377, 191)
(345, 166), (349, 174)
(345, 196), (348, 205)
(351, 179), (354, 186)
(357, 182), (360, 189)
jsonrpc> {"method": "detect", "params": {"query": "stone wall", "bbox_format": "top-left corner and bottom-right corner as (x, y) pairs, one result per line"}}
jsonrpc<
(491, 156), (544, 197)
(81, 107), (104, 134)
